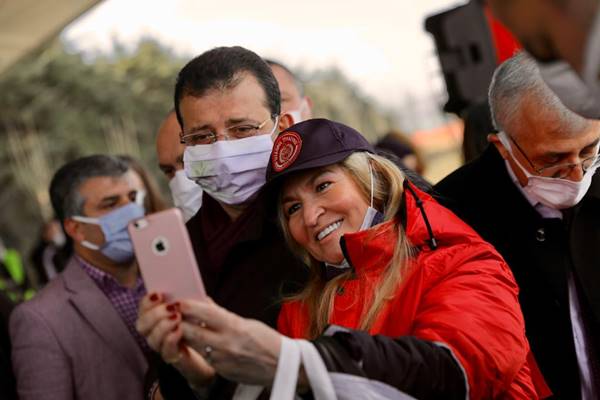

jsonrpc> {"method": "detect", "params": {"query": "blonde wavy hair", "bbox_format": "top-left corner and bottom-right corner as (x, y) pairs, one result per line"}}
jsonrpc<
(277, 152), (414, 338)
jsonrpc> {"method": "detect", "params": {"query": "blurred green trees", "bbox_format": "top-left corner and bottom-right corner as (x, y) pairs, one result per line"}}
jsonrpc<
(0, 39), (394, 261)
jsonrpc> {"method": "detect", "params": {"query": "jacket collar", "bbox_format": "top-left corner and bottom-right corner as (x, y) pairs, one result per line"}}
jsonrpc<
(340, 181), (465, 277)
(197, 191), (267, 244)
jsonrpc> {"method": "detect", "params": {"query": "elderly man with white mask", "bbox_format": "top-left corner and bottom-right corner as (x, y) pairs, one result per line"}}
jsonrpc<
(436, 52), (600, 399)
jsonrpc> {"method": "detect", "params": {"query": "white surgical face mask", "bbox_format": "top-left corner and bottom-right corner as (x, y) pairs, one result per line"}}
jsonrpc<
(326, 159), (382, 270)
(538, 60), (600, 119)
(184, 134), (274, 205)
(286, 98), (308, 125)
(169, 169), (203, 222)
(498, 131), (598, 209)
(72, 202), (145, 263)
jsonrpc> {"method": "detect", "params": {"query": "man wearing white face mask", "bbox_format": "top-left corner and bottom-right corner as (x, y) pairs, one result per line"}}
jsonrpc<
(156, 110), (203, 221)
(10, 155), (150, 400)
(436, 52), (600, 399)
(136, 46), (308, 400)
(266, 59), (313, 125)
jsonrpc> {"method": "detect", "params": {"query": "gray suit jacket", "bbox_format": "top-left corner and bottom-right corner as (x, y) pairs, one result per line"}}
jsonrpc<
(10, 257), (148, 400)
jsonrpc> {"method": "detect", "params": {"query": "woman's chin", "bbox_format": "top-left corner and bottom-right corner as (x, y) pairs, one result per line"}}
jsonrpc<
(322, 254), (345, 265)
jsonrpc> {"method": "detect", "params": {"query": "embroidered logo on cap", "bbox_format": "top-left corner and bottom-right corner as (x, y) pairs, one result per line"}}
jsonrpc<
(272, 131), (303, 172)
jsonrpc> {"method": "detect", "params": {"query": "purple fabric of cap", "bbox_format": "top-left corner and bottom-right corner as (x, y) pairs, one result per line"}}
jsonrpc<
(266, 118), (374, 183)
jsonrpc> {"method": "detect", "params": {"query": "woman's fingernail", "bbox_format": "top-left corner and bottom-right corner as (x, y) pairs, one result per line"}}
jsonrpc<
(169, 314), (178, 320)
(150, 293), (159, 302)
(166, 304), (175, 312)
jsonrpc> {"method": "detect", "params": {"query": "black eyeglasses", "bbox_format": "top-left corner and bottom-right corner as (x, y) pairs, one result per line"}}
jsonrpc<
(508, 135), (600, 179)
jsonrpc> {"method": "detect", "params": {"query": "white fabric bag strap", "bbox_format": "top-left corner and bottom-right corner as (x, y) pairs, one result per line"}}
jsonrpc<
(297, 340), (337, 400)
(233, 337), (337, 400)
(270, 336), (302, 399)
(233, 336), (302, 400)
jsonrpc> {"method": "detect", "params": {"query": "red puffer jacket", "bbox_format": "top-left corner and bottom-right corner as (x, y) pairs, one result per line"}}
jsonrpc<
(278, 183), (548, 399)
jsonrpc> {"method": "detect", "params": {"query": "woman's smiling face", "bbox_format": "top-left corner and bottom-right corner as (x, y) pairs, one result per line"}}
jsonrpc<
(281, 164), (369, 264)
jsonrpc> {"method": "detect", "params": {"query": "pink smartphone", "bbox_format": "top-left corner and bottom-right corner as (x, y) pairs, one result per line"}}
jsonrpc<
(128, 208), (206, 302)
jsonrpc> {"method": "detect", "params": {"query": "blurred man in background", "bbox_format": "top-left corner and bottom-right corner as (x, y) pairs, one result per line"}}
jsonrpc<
(11, 155), (149, 400)
(156, 110), (203, 222)
(487, 0), (600, 118)
(436, 52), (600, 399)
(266, 59), (313, 124)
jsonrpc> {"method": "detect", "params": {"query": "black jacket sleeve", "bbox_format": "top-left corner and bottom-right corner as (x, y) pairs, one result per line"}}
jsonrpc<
(311, 328), (467, 400)
(158, 360), (245, 400)
(157, 361), (198, 399)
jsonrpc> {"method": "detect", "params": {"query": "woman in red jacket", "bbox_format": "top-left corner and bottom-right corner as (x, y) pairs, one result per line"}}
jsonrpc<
(137, 119), (545, 399)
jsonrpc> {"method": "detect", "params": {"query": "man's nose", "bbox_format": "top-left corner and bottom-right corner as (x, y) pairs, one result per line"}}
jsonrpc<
(214, 131), (231, 142)
(565, 162), (585, 182)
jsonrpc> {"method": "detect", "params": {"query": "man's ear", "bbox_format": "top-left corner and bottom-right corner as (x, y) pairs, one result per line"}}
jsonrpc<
(487, 133), (510, 160)
(278, 113), (294, 132)
(63, 218), (84, 243)
(304, 96), (314, 118)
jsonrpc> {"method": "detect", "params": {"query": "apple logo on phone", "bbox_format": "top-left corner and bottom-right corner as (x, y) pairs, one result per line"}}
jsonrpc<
(151, 236), (169, 256)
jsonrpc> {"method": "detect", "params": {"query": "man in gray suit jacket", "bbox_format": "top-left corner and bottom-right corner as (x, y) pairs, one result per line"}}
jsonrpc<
(10, 155), (150, 399)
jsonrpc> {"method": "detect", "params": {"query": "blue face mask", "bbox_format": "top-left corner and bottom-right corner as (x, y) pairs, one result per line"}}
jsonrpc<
(72, 202), (145, 264)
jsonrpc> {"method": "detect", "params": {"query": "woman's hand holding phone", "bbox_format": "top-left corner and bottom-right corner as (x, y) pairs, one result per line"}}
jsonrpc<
(136, 292), (215, 389)
(178, 298), (283, 386)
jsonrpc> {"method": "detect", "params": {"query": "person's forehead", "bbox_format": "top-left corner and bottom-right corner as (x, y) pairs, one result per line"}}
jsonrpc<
(78, 173), (137, 202)
(271, 65), (300, 96)
(281, 165), (343, 197)
(179, 73), (270, 128)
(125, 169), (145, 191)
(515, 103), (600, 152)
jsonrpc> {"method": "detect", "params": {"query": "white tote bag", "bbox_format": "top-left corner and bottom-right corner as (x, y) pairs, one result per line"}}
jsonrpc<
(233, 337), (416, 400)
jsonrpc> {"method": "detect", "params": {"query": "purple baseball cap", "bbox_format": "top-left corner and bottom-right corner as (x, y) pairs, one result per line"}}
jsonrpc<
(266, 118), (374, 184)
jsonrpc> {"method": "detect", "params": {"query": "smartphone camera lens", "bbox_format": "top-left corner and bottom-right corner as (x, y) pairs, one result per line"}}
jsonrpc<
(133, 219), (148, 229)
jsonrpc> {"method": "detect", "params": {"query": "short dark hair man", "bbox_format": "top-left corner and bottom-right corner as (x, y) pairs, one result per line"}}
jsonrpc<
(10, 155), (149, 400)
(141, 46), (307, 399)
(435, 52), (600, 399)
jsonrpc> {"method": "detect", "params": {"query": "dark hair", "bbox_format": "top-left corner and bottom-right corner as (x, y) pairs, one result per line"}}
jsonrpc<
(174, 46), (281, 128)
(264, 58), (305, 96)
(49, 155), (129, 221)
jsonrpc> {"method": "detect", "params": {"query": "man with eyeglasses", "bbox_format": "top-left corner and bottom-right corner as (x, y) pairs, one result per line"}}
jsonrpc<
(435, 52), (600, 399)
(138, 46), (307, 399)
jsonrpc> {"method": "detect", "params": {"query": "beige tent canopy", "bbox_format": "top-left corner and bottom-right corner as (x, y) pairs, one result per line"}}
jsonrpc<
(0, 0), (102, 76)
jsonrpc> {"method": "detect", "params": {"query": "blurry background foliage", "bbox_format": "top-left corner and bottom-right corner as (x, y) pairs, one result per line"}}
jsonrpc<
(0, 38), (395, 259)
